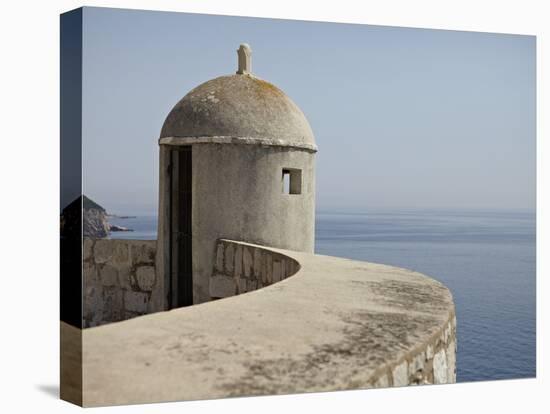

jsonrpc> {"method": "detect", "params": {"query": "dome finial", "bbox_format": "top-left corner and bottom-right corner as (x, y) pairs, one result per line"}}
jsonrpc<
(236, 43), (252, 75)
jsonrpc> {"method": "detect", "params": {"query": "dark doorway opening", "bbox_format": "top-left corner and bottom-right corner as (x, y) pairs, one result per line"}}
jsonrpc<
(169, 146), (193, 308)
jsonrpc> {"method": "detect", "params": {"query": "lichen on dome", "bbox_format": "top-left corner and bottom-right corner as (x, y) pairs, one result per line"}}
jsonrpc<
(159, 73), (316, 151)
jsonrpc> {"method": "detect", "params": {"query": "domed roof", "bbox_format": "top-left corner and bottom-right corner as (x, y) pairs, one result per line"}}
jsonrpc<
(160, 46), (316, 151)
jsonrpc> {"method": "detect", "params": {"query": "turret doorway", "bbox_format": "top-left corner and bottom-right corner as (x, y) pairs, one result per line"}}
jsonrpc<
(169, 146), (193, 308)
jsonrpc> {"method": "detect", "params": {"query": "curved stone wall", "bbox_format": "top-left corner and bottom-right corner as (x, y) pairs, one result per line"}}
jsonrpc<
(75, 241), (456, 406)
(209, 239), (301, 299)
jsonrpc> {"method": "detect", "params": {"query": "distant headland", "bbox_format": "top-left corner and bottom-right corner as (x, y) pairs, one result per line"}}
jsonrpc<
(60, 195), (133, 238)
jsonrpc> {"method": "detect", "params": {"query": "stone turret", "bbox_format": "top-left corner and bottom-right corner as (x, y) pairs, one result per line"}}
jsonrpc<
(157, 44), (317, 307)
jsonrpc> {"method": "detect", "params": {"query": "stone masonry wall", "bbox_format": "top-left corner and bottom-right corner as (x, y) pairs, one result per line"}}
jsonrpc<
(83, 238), (157, 328)
(209, 239), (301, 299)
(370, 314), (457, 387)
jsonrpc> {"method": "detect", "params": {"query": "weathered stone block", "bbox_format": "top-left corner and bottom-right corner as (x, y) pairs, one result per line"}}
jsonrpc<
(113, 242), (129, 265)
(433, 349), (448, 384)
(286, 260), (294, 277)
(234, 245), (243, 278)
(253, 248), (262, 278)
(117, 266), (133, 290)
(136, 265), (156, 291)
(272, 260), (281, 283)
(210, 274), (236, 298)
(215, 242), (224, 272)
(392, 361), (408, 386)
(243, 247), (253, 278)
(84, 285), (103, 325)
(94, 240), (114, 264)
(247, 279), (257, 292)
(224, 243), (234, 273)
(100, 264), (119, 287)
(131, 243), (155, 265)
(83, 238), (94, 261)
(102, 287), (123, 322)
(83, 262), (99, 285)
(260, 253), (268, 284)
(124, 291), (149, 313)
(238, 278), (247, 294)
(266, 254), (273, 284)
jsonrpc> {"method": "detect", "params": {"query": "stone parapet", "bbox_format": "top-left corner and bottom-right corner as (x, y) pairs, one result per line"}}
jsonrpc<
(209, 239), (300, 298)
(83, 238), (157, 327)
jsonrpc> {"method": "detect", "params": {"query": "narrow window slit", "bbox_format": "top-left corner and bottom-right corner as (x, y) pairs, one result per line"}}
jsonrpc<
(282, 168), (302, 195)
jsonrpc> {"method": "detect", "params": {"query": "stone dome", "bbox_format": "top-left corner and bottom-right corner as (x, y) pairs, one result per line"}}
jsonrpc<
(159, 74), (316, 151)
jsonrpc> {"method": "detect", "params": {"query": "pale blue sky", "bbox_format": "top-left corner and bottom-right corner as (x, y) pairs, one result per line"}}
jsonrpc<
(81, 7), (535, 215)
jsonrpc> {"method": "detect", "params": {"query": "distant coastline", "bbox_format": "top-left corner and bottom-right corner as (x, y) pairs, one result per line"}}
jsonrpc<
(107, 214), (137, 219)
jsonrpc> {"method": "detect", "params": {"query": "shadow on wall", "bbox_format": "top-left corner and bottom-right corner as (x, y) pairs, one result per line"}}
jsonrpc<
(210, 239), (301, 299)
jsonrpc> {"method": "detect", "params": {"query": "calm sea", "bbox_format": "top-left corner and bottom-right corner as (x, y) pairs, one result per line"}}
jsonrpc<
(109, 209), (536, 382)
